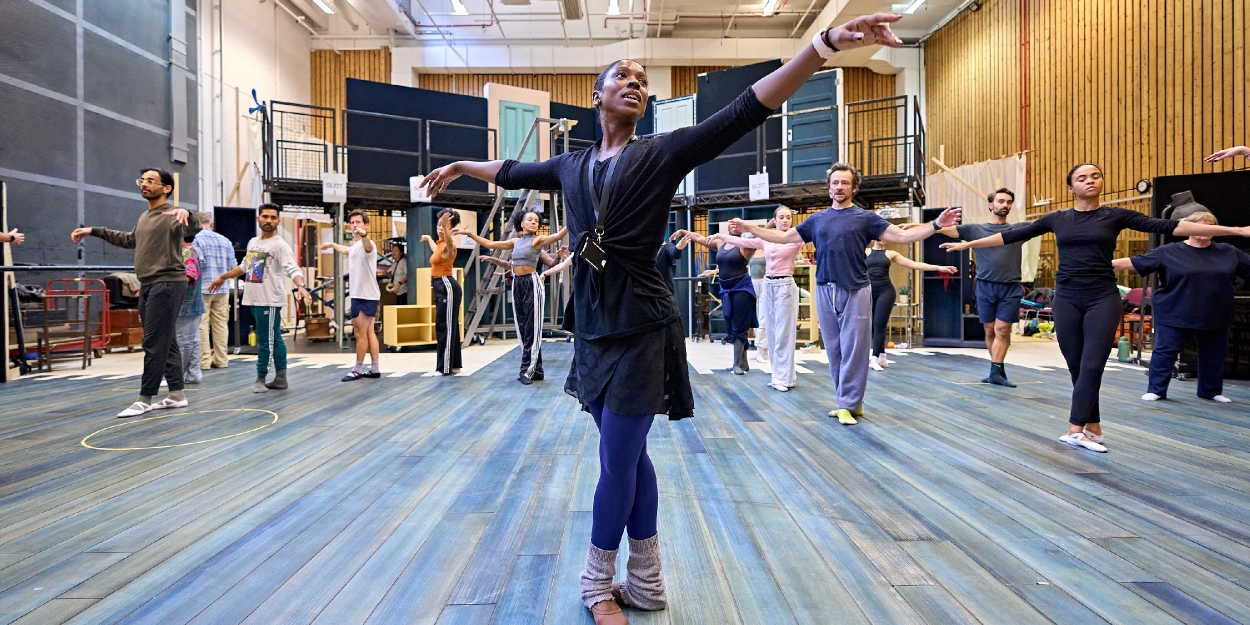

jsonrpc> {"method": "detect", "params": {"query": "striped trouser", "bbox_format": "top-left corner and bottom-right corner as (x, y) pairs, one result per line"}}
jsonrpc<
(251, 306), (286, 377)
(512, 273), (545, 380)
(433, 275), (463, 374)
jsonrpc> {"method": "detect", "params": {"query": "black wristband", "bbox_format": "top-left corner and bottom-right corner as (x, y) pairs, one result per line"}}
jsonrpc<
(932, 220), (941, 231)
(821, 29), (840, 53)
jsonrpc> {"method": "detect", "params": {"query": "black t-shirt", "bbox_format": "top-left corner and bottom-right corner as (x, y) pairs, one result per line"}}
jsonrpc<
(794, 206), (891, 289)
(1130, 241), (1250, 329)
(655, 241), (682, 293)
(1001, 207), (1178, 296)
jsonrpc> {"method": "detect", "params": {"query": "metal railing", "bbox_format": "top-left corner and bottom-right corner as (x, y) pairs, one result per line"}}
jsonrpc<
(265, 101), (338, 181)
(845, 95), (926, 182)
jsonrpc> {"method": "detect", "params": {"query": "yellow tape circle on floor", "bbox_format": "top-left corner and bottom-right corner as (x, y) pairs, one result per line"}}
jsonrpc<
(81, 408), (279, 451)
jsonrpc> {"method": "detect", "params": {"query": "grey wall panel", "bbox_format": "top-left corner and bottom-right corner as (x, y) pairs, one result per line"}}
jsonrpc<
(84, 112), (169, 190)
(186, 76), (197, 138)
(3, 179), (78, 265)
(178, 150), (198, 205)
(84, 0), (169, 59)
(84, 30), (168, 128)
(0, 83), (78, 180)
(186, 14), (196, 72)
(44, 0), (76, 13)
(0, 1), (77, 97)
(83, 191), (152, 267)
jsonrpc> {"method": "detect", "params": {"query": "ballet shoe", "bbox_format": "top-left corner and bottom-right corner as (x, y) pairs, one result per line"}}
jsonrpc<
(589, 600), (628, 625)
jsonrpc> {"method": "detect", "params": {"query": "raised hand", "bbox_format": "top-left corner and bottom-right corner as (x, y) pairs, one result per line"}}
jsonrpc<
(727, 218), (748, 236)
(4, 229), (24, 245)
(420, 164), (461, 197)
(669, 229), (689, 242)
(162, 208), (190, 226)
(71, 227), (92, 244)
(827, 13), (903, 51)
(935, 207), (963, 228)
(420, 234), (434, 243)
(1205, 146), (1250, 162)
(451, 228), (469, 237)
(940, 241), (972, 252)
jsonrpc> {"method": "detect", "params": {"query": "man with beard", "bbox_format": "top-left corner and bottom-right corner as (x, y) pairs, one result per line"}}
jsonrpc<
(207, 203), (311, 392)
(938, 188), (1026, 387)
(71, 168), (201, 417)
(731, 163), (960, 425)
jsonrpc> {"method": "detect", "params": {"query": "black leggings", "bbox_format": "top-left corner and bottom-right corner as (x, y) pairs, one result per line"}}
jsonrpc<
(1051, 290), (1122, 426)
(871, 285), (895, 357)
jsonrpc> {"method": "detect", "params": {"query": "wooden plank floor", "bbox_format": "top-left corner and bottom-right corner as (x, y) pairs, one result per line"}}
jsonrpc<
(1, 342), (1249, 624)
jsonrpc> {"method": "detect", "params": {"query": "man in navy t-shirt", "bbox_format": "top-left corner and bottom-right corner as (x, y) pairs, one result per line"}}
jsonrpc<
(731, 163), (961, 424)
(1113, 210), (1250, 404)
(939, 188), (1027, 387)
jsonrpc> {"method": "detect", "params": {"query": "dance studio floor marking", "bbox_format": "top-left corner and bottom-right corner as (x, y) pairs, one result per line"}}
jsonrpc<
(80, 408), (280, 451)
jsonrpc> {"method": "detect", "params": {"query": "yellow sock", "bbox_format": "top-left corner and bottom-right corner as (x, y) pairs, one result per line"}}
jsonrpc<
(835, 409), (858, 425)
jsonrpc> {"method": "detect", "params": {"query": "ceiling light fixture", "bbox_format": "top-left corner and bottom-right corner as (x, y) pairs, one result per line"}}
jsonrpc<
(762, 0), (778, 16)
(310, 0), (335, 14)
(451, 0), (468, 15)
(607, 0), (620, 16)
(900, 0), (925, 13)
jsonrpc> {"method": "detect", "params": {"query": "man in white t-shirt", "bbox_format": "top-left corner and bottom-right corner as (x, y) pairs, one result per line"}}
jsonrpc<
(208, 203), (311, 393)
(321, 210), (381, 380)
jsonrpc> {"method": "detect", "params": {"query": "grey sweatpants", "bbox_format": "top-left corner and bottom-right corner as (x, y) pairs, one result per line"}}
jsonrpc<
(815, 283), (872, 411)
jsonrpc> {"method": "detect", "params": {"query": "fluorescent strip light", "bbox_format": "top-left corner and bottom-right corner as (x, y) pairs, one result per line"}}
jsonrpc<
(762, 0), (778, 16)
(902, 0), (925, 14)
(451, 0), (468, 15)
(310, 0), (335, 14)
(608, 0), (620, 16)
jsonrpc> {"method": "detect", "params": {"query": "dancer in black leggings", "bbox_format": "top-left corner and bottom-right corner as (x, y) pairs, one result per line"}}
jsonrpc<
(672, 229), (756, 374)
(864, 241), (955, 371)
(420, 13), (902, 623)
(943, 163), (1250, 453)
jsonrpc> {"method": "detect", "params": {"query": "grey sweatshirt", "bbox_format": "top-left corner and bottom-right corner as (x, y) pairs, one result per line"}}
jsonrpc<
(92, 202), (202, 285)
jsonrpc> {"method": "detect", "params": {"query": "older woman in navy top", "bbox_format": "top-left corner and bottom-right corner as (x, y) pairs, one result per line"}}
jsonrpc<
(1112, 210), (1250, 404)
(419, 13), (905, 625)
(943, 164), (1250, 453)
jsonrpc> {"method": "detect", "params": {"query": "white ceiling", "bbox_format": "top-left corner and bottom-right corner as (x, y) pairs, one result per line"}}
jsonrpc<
(303, 0), (969, 46)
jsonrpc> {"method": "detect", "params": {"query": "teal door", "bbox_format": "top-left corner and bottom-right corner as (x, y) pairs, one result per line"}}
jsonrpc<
(786, 70), (841, 184)
(500, 100), (540, 197)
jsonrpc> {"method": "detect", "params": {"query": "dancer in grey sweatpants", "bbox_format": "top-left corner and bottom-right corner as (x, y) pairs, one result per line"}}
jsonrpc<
(731, 162), (961, 424)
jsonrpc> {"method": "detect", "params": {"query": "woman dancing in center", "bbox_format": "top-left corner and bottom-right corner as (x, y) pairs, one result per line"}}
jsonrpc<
(421, 13), (903, 623)
(671, 228), (757, 374)
(865, 240), (957, 371)
(943, 163), (1250, 453)
(454, 210), (566, 384)
(706, 206), (805, 391)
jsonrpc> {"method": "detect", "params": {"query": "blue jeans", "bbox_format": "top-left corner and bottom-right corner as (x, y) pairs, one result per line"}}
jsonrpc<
(1147, 324), (1227, 399)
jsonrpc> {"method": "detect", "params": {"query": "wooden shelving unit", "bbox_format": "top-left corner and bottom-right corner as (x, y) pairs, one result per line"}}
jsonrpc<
(793, 264), (820, 346)
(382, 267), (464, 348)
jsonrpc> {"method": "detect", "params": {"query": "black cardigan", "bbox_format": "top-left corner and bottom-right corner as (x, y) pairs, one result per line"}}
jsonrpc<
(497, 87), (774, 340)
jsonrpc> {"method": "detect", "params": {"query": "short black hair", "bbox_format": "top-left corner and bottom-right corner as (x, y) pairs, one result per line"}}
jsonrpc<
(509, 209), (537, 233)
(140, 168), (174, 194)
(1066, 163), (1102, 186)
(826, 162), (861, 189)
(987, 188), (1015, 203)
(258, 202), (281, 216)
(437, 208), (461, 228)
(347, 210), (369, 225)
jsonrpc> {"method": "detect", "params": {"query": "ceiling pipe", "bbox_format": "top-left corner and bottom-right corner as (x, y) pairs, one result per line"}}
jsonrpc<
(274, 0), (341, 53)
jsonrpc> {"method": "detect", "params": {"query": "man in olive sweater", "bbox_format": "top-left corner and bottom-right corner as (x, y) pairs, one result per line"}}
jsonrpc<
(72, 168), (201, 417)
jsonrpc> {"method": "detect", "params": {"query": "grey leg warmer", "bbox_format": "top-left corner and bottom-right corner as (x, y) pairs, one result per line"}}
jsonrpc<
(620, 535), (668, 610)
(579, 544), (618, 609)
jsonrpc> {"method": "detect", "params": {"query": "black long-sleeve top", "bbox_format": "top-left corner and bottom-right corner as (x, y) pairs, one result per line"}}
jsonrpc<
(496, 87), (774, 340)
(1000, 207), (1178, 296)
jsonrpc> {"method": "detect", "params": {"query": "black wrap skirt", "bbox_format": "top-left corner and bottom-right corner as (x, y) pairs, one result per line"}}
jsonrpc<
(564, 317), (694, 420)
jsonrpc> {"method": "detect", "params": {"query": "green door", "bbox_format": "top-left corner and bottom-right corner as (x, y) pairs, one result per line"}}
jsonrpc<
(500, 101), (540, 197)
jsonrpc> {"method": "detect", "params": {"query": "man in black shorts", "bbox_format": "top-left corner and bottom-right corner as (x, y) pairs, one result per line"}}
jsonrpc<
(941, 188), (1025, 387)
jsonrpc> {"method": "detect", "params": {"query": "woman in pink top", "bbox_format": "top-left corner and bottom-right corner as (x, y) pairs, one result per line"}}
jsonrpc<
(710, 206), (805, 392)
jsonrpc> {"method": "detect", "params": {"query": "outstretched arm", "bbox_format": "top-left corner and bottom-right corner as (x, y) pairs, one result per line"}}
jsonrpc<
(671, 229), (722, 250)
(319, 242), (350, 254)
(1173, 221), (1250, 238)
(941, 234), (1005, 252)
(542, 255), (574, 277)
(727, 219), (804, 245)
(1205, 146), (1250, 162)
(753, 14), (903, 109)
(420, 234), (438, 254)
(1111, 257), (1137, 272)
(455, 229), (516, 251)
(534, 226), (568, 249)
(479, 255), (511, 271)
(878, 208), (963, 244)
(886, 250), (957, 274)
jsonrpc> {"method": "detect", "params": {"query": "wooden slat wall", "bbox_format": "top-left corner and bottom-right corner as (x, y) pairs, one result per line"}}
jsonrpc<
(925, 0), (1248, 287)
(310, 47), (392, 142)
(415, 74), (599, 108)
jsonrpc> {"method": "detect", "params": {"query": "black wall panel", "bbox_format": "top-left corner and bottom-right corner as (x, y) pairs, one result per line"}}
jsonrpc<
(84, 31), (169, 129)
(695, 61), (783, 193)
(345, 79), (489, 191)
(0, 1), (77, 96)
(0, 83), (78, 180)
(4, 179), (77, 265)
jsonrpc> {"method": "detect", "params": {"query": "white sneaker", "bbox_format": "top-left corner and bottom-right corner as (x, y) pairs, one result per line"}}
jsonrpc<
(769, 383), (789, 392)
(1212, 395), (1232, 403)
(117, 402), (153, 418)
(1141, 393), (1162, 401)
(1058, 432), (1107, 453)
(1082, 429), (1104, 444)
(869, 359), (884, 371)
